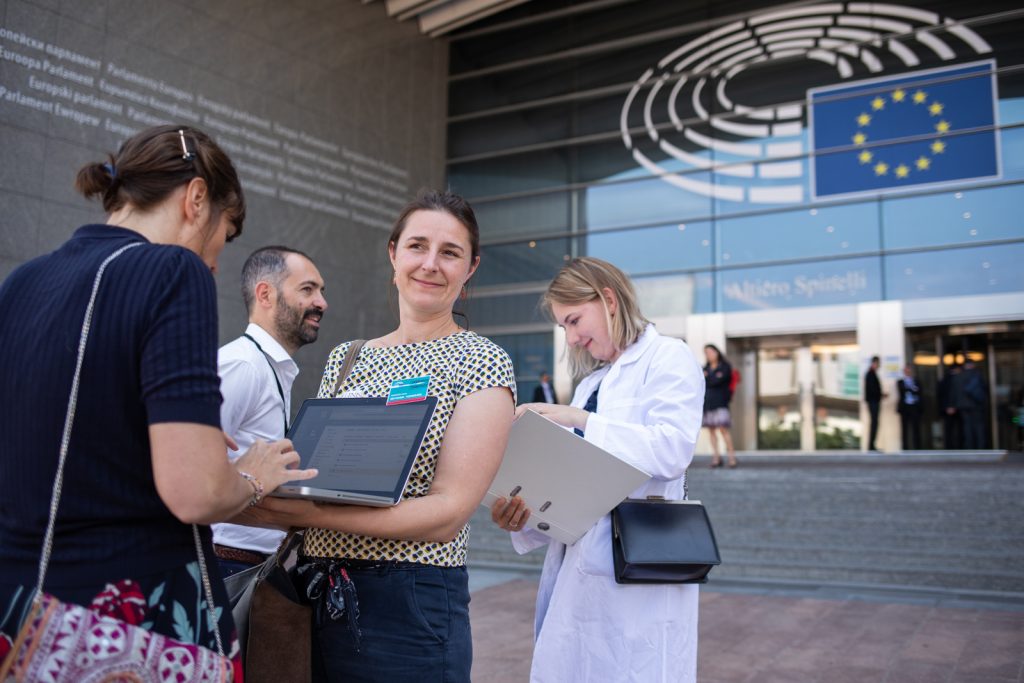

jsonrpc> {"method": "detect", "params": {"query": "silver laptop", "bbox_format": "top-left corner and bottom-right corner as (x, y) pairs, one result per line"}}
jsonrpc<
(272, 397), (437, 506)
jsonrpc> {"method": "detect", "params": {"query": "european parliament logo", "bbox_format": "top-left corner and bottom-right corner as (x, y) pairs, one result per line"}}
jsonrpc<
(810, 61), (1000, 199)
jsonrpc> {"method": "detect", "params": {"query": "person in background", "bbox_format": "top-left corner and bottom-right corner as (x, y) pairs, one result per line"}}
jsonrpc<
(897, 363), (923, 450)
(491, 256), (705, 683)
(213, 246), (328, 577)
(532, 371), (557, 404)
(939, 363), (962, 449)
(864, 356), (886, 451)
(703, 343), (737, 468)
(0, 125), (316, 674)
(243, 190), (516, 682)
(955, 360), (988, 449)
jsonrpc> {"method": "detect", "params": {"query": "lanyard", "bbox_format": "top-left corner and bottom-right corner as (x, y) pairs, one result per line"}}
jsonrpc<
(243, 333), (289, 433)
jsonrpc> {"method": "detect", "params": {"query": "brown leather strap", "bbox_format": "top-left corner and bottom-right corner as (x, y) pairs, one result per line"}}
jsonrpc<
(214, 544), (269, 566)
(329, 339), (366, 397)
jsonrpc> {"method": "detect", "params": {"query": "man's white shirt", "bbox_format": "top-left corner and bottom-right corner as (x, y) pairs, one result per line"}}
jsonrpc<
(212, 323), (299, 555)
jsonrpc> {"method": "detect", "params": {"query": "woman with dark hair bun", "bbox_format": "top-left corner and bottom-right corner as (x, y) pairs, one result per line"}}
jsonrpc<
(0, 125), (316, 676)
(703, 344), (738, 468)
(249, 189), (517, 682)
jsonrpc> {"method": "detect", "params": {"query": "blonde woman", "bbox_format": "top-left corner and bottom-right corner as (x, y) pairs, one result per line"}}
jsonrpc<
(492, 257), (705, 683)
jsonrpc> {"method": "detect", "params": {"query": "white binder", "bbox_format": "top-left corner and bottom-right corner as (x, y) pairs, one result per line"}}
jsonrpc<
(482, 409), (651, 545)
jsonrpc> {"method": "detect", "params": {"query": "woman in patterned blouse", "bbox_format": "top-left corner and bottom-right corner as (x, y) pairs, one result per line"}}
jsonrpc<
(249, 190), (517, 682)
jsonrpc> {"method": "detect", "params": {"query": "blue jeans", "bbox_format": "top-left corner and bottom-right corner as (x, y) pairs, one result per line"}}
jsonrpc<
(307, 562), (471, 683)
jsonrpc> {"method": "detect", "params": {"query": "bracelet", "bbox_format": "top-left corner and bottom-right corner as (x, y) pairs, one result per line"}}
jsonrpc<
(238, 470), (264, 507)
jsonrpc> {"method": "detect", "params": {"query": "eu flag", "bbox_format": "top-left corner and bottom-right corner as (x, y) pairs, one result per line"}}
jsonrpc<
(810, 61), (999, 198)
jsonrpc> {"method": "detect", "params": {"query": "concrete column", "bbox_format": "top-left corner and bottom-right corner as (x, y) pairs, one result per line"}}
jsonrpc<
(552, 325), (573, 405)
(856, 301), (905, 452)
(796, 345), (816, 451)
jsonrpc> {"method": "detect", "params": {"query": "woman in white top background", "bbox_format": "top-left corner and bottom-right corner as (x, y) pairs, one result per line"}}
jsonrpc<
(492, 256), (705, 683)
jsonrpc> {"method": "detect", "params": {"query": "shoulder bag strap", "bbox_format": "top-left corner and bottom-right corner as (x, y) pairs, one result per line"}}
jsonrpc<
(243, 332), (289, 433)
(328, 339), (366, 397)
(35, 241), (225, 657)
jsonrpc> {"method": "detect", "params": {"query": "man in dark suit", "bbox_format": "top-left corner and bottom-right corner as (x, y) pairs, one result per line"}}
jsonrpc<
(864, 356), (886, 451)
(897, 364), (922, 450)
(532, 371), (556, 404)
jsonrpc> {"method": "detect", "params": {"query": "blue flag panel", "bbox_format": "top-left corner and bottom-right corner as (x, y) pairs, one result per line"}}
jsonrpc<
(810, 61), (999, 198)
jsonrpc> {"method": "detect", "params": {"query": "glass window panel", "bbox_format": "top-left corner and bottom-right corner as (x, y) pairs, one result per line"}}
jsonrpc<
(884, 243), (1024, 301)
(464, 291), (548, 328)
(633, 271), (714, 317)
(584, 174), (714, 230)
(718, 256), (882, 312)
(474, 192), (571, 240)
(486, 332), (555, 405)
(585, 222), (712, 274)
(882, 184), (1024, 250)
(477, 235), (573, 287)
(448, 104), (574, 158)
(448, 150), (569, 197)
(718, 202), (879, 267)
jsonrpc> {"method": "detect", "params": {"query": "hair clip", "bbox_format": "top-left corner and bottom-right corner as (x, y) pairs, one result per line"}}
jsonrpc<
(102, 162), (117, 179)
(178, 129), (196, 162)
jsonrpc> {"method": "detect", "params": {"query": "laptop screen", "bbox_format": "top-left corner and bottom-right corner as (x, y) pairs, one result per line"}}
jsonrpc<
(284, 397), (437, 500)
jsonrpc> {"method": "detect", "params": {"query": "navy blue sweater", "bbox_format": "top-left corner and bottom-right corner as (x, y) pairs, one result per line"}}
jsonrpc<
(0, 225), (222, 588)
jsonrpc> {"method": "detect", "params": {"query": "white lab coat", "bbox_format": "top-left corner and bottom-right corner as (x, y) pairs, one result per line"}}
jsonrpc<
(511, 324), (705, 683)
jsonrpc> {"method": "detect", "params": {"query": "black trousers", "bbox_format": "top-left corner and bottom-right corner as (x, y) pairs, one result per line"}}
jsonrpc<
(900, 408), (921, 450)
(867, 400), (880, 450)
(943, 411), (962, 449)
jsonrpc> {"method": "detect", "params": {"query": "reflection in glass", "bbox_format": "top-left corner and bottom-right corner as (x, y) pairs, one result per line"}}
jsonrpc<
(885, 243), (1024, 301)
(631, 272), (710, 319)
(473, 192), (571, 240)
(488, 332), (555, 406)
(883, 184), (1024, 250)
(584, 173), (713, 230)
(477, 236), (572, 287)
(757, 348), (800, 449)
(812, 343), (862, 449)
(718, 203), (878, 267)
(586, 222), (712, 274)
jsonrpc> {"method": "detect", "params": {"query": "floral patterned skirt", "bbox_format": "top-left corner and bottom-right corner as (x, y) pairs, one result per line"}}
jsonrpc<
(0, 560), (242, 681)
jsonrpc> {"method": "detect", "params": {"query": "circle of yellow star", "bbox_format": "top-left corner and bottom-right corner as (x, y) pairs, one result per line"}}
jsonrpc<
(851, 87), (945, 183)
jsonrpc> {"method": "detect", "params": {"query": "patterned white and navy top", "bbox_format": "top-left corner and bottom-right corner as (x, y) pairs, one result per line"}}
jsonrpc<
(303, 331), (517, 567)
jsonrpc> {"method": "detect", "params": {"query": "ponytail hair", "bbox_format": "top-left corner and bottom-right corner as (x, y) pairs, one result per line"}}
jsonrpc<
(75, 124), (245, 235)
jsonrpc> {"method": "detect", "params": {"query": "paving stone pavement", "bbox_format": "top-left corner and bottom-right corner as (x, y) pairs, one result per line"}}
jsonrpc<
(469, 578), (1024, 683)
(468, 455), (1024, 594)
(467, 454), (1024, 681)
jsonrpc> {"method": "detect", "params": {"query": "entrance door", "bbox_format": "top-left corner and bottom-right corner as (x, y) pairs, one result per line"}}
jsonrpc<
(755, 334), (861, 451)
(908, 325), (1024, 450)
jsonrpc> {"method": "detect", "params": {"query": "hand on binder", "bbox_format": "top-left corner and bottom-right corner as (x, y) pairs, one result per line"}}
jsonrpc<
(491, 494), (531, 531)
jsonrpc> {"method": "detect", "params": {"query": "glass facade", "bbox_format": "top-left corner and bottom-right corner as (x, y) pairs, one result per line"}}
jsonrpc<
(448, 0), (1024, 406)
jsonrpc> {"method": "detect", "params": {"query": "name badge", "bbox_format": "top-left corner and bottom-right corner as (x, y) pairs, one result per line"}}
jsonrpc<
(387, 376), (430, 405)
